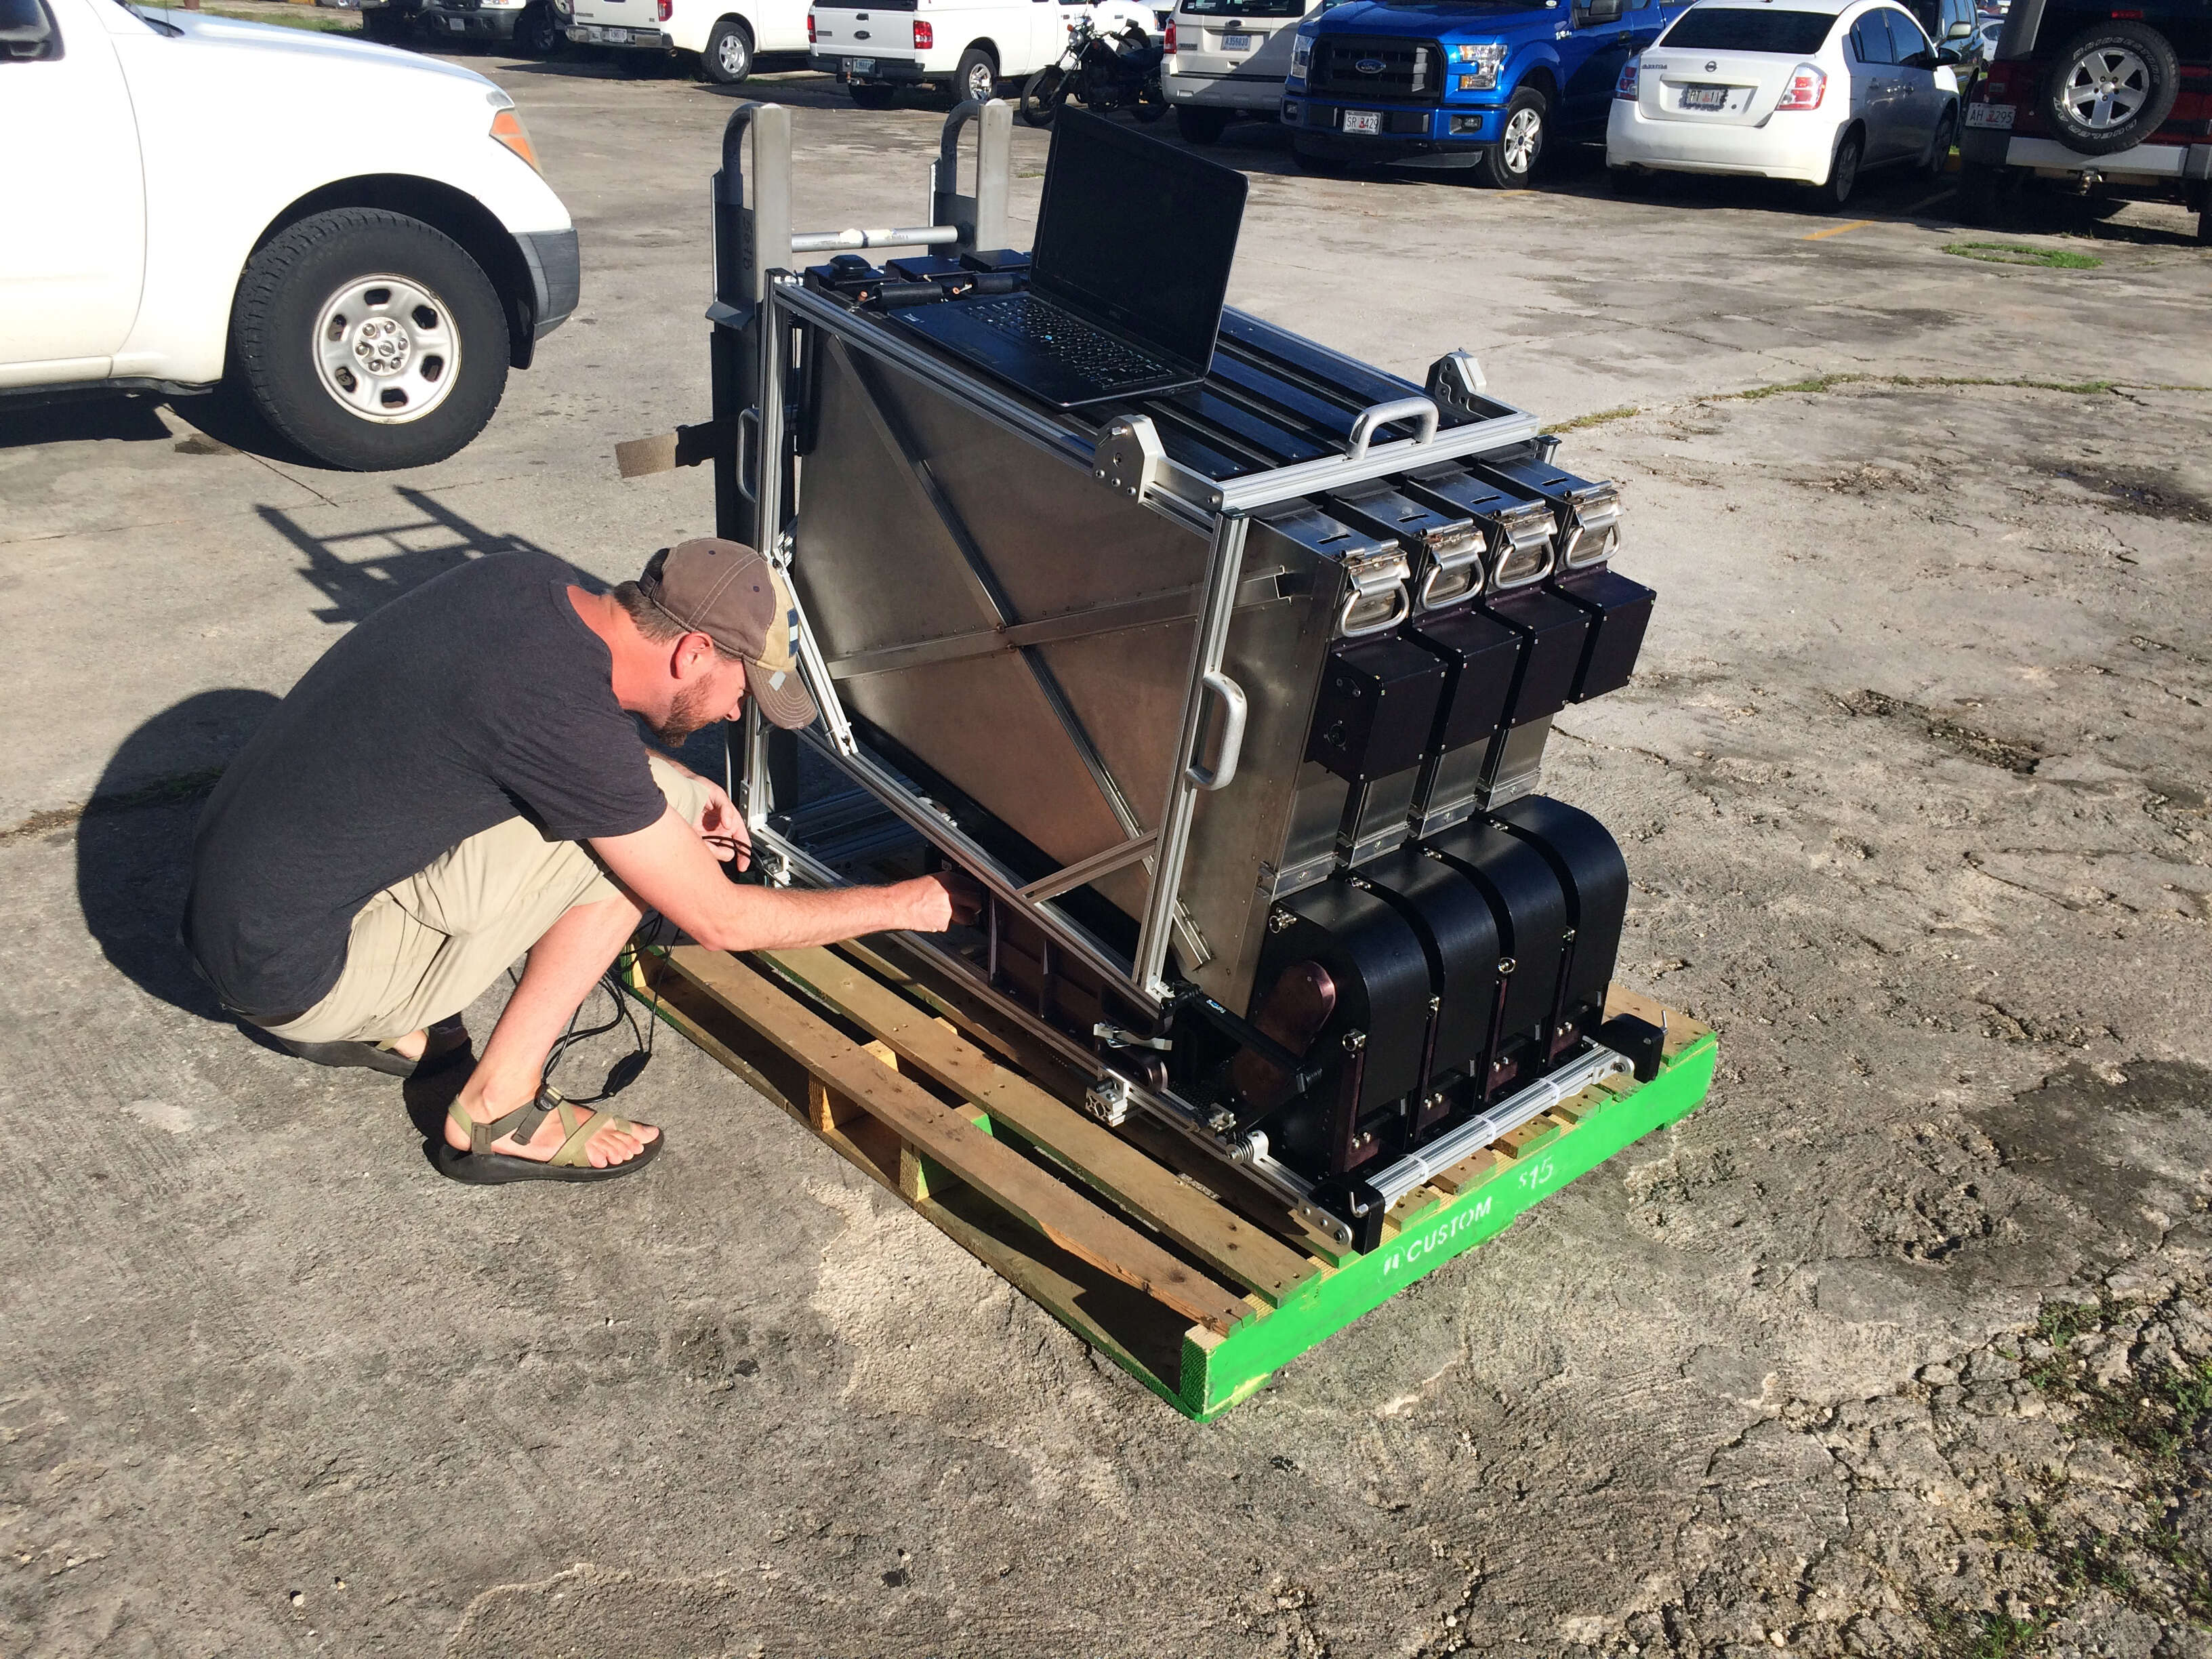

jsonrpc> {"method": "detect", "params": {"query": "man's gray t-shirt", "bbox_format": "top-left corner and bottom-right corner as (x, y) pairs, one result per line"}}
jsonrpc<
(186, 552), (669, 1022)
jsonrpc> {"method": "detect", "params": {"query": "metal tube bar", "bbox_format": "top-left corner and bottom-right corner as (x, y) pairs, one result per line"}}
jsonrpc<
(790, 226), (960, 253)
(1134, 512), (1250, 1000)
(1365, 1044), (1632, 1208)
(1017, 830), (1160, 904)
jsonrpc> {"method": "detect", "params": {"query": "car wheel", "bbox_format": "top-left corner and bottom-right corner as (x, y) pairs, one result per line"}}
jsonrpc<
(850, 81), (898, 109)
(360, 5), (404, 39)
(2043, 20), (2178, 157)
(514, 1), (562, 56)
(1923, 106), (1957, 180)
(953, 46), (997, 105)
(1817, 127), (1862, 207)
(1476, 89), (1547, 188)
(230, 209), (508, 472)
(702, 16), (752, 83)
(1176, 106), (1230, 144)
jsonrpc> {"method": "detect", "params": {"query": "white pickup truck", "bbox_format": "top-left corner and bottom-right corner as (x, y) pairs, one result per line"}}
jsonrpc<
(808, 0), (1091, 107)
(0, 0), (578, 470)
(565, 0), (808, 81)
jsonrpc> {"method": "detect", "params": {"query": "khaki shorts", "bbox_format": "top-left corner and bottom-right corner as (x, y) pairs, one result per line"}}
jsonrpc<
(264, 756), (715, 1046)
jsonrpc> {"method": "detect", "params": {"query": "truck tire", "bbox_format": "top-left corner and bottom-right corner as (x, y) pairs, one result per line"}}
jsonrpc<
(230, 209), (509, 472)
(703, 16), (753, 83)
(361, 5), (407, 40)
(1475, 88), (1547, 188)
(1176, 106), (1230, 144)
(953, 45), (998, 104)
(2043, 20), (2177, 156)
(515, 2), (563, 56)
(851, 81), (898, 108)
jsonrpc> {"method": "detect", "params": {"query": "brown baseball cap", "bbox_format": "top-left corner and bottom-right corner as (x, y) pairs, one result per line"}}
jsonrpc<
(639, 538), (819, 731)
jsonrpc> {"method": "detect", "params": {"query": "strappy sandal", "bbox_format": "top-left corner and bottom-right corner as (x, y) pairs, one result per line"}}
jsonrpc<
(277, 1017), (469, 1079)
(434, 1084), (664, 1185)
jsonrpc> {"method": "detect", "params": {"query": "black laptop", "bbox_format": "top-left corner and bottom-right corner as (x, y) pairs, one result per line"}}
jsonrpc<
(890, 110), (1248, 409)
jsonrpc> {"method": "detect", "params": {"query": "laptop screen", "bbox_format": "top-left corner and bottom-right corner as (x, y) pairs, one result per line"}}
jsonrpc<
(1029, 111), (1249, 373)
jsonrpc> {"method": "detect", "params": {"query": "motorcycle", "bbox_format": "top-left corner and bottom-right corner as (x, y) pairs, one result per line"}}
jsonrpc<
(1020, 1), (1167, 127)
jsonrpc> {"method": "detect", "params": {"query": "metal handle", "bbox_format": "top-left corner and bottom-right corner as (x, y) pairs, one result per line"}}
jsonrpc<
(1416, 554), (1481, 611)
(1343, 395), (1440, 460)
(736, 406), (760, 503)
(1185, 671), (1248, 790)
(1337, 576), (1410, 639)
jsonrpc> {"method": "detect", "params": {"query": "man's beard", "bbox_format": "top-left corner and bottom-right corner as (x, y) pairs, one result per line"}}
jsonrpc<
(651, 680), (720, 745)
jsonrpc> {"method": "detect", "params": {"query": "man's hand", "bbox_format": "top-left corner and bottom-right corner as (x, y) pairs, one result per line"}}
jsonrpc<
(899, 870), (985, 933)
(692, 776), (751, 872)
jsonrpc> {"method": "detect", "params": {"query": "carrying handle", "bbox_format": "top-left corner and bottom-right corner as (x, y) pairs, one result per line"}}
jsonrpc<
(1184, 671), (1248, 791)
(1343, 395), (1440, 460)
(1337, 581), (1411, 638)
(736, 406), (760, 503)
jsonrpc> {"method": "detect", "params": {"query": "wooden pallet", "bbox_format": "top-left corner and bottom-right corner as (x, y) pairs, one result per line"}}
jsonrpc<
(623, 941), (1717, 1420)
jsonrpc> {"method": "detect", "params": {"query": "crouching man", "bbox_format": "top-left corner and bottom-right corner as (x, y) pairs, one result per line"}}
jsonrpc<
(184, 538), (977, 1186)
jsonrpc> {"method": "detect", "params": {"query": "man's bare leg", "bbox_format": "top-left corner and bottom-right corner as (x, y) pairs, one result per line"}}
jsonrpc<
(444, 893), (659, 1168)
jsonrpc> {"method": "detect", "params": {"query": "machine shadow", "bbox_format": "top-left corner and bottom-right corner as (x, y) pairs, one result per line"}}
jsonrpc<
(75, 689), (281, 1025)
(256, 485), (562, 625)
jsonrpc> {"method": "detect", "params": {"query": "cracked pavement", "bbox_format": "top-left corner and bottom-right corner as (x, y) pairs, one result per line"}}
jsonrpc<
(3, 51), (2209, 1659)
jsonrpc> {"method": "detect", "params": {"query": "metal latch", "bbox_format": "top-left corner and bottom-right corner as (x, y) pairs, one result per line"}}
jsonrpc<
(1488, 499), (1559, 590)
(1093, 413), (1166, 501)
(1336, 546), (1412, 638)
(1415, 524), (1488, 611)
(1557, 480), (1623, 569)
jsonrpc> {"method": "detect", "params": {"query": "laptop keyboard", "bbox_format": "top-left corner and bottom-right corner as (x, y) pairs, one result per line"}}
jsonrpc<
(962, 296), (1169, 385)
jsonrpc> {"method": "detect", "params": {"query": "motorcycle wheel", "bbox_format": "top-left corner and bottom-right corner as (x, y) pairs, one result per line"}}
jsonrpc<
(1021, 66), (1068, 127)
(1132, 85), (1166, 122)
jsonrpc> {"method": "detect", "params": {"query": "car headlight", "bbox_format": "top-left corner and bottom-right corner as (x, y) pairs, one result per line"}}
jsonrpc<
(1448, 40), (1506, 88)
(1292, 31), (1312, 68)
(489, 100), (542, 173)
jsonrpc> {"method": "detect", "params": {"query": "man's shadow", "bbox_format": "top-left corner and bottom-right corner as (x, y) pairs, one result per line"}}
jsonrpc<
(75, 688), (280, 1023)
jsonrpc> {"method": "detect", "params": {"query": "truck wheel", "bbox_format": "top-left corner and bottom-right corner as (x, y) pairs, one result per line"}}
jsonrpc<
(1176, 106), (1229, 144)
(702, 16), (752, 83)
(851, 81), (898, 108)
(360, 5), (405, 40)
(954, 45), (997, 104)
(2043, 20), (2177, 157)
(1954, 160), (2003, 224)
(1475, 88), (1547, 187)
(230, 209), (508, 472)
(515, 2), (563, 56)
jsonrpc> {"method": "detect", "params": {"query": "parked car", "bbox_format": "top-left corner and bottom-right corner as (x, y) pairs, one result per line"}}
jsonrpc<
(1902, 0), (1982, 72)
(566, 0), (806, 82)
(1957, 0), (2211, 239)
(361, 0), (568, 54)
(810, 0), (1090, 107)
(1160, 0), (1323, 142)
(1606, 0), (1963, 204)
(0, 0), (578, 470)
(1282, 0), (1696, 186)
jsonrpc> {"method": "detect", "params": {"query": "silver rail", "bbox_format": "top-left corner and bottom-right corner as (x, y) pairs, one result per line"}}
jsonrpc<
(790, 226), (959, 253)
(1364, 1044), (1633, 1209)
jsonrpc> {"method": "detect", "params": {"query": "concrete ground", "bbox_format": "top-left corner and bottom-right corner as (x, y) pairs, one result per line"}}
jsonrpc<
(3, 46), (2209, 1659)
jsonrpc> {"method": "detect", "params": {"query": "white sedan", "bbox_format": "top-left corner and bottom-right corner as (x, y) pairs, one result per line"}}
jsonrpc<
(1, 0), (577, 470)
(1606, 0), (1964, 205)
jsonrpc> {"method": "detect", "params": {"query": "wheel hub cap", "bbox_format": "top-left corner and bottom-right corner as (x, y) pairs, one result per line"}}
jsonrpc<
(313, 274), (461, 427)
(2066, 48), (2146, 129)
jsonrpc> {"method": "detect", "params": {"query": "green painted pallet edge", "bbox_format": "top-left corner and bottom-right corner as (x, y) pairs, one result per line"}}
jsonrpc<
(1176, 1030), (1719, 1419)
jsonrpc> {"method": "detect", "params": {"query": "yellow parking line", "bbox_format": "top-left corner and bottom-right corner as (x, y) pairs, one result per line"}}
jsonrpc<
(1803, 218), (1875, 241)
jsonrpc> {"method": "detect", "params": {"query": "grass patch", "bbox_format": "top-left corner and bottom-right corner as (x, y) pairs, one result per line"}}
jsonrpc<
(1943, 241), (2103, 269)
(1925, 1605), (2047, 1659)
(1543, 405), (1640, 434)
(203, 5), (360, 27)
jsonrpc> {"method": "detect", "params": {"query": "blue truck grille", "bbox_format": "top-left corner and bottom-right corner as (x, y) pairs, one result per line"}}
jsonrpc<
(1306, 37), (1442, 104)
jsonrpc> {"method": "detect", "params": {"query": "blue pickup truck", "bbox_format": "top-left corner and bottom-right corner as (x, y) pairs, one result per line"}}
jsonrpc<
(1284, 0), (1696, 184)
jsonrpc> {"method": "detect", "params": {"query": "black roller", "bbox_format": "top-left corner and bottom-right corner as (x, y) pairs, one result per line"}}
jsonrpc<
(1352, 845), (1502, 1099)
(1489, 796), (1629, 1053)
(1421, 819), (1568, 1059)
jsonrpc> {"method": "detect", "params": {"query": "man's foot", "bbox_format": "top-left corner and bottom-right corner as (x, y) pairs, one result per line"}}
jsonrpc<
(445, 1087), (659, 1169)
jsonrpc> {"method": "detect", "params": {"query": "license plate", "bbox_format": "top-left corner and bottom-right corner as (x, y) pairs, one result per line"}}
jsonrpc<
(1343, 108), (1380, 134)
(1219, 30), (1254, 49)
(1679, 84), (1728, 110)
(605, 26), (629, 39)
(848, 55), (875, 73)
(1965, 102), (2015, 127)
